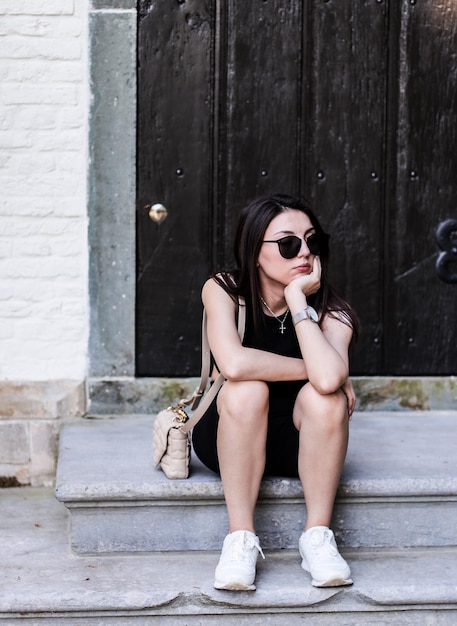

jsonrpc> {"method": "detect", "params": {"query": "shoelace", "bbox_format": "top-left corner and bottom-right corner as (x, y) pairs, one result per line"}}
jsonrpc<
(309, 529), (338, 557)
(230, 533), (265, 561)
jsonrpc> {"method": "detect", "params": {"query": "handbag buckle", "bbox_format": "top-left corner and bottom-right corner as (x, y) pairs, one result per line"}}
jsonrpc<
(169, 405), (189, 424)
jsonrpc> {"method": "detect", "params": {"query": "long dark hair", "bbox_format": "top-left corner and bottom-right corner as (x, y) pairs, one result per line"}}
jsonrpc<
(214, 193), (359, 340)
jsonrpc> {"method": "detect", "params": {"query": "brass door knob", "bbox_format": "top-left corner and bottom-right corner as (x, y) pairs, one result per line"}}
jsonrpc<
(148, 203), (168, 223)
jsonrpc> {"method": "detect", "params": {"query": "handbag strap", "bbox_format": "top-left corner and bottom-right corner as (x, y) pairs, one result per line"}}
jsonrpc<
(180, 297), (246, 434)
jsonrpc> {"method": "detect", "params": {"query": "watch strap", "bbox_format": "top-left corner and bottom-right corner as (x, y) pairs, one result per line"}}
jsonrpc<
(293, 307), (318, 326)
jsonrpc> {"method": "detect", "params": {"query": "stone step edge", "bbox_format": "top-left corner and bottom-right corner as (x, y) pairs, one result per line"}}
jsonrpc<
(3, 548), (457, 619)
(55, 476), (457, 503)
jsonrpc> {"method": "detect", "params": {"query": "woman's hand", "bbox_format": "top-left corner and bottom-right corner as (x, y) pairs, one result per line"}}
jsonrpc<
(341, 377), (356, 418)
(284, 256), (322, 309)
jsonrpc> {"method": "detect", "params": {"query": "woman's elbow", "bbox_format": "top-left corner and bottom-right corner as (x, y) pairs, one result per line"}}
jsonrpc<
(311, 371), (348, 395)
(218, 358), (246, 382)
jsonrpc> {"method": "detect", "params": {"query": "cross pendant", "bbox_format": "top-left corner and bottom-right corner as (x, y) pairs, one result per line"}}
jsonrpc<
(280, 322), (286, 334)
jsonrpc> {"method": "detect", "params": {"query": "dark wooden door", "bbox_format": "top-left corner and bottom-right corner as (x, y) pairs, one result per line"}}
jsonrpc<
(137, 0), (457, 377)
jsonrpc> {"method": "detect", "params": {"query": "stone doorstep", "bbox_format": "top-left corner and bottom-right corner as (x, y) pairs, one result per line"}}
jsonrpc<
(88, 375), (457, 414)
(55, 411), (457, 553)
(2, 489), (457, 624)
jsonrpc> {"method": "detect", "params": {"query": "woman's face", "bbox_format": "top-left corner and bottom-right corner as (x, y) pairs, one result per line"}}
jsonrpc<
(257, 209), (316, 289)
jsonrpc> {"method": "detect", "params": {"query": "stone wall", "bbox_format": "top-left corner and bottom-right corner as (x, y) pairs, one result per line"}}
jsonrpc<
(0, 0), (89, 485)
(0, 381), (85, 487)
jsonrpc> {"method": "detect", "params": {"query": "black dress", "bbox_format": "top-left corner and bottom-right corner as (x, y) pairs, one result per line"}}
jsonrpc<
(192, 306), (307, 477)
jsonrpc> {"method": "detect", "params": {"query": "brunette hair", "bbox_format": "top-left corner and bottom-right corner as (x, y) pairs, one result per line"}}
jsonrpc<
(214, 193), (359, 340)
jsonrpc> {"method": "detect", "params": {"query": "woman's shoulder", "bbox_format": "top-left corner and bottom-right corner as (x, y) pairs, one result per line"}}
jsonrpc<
(203, 272), (237, 295)
(324, 287), (360, 340)
(202, 274), (237, 308)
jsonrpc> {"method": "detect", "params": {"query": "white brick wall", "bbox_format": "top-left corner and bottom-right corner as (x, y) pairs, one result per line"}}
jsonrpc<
(0, 0), (89, 381)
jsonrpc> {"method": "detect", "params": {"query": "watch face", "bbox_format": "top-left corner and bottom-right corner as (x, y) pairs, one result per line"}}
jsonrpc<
(308, 307), (318, 322)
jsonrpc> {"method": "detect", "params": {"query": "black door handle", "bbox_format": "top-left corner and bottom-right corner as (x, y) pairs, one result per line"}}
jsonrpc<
(435, 219), (457, 284)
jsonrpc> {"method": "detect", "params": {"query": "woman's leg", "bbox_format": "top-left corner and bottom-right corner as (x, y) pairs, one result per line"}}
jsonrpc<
(293, 384), (349, 529)
(217, 380), (269, 533)
(293, 384), (352, 587)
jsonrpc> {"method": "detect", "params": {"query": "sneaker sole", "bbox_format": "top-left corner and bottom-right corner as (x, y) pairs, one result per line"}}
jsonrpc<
(311, 576), (353, 588)
(214, 580), (256, 591)
(301, 559), (353, 588)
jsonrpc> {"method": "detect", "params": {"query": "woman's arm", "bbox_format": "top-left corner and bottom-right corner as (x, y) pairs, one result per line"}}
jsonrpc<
(294, 312), (352, 394)
(284, 257), (353, 395)
(202, 278), (307, 382)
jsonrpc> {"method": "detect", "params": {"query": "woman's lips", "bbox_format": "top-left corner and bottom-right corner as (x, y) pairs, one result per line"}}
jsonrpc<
(294, 264), (311, 273)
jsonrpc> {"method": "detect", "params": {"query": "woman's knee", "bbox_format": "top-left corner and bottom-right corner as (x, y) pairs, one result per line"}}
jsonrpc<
(217, 380), (269, 425)
(293, 384), (347, 431)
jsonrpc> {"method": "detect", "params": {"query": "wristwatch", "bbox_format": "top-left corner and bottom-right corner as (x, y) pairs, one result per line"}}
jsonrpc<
(292, 306), (319, 326)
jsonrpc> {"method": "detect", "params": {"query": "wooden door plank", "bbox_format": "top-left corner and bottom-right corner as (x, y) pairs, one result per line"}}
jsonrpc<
(137, 0), (215, 375)
(217, 0), (305, 266)
(307, 1), (389, 373)
(386, 0), (457, 374)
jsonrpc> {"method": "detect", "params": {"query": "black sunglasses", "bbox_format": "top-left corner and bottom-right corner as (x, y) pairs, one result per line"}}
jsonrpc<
(263, 233), (329, 259)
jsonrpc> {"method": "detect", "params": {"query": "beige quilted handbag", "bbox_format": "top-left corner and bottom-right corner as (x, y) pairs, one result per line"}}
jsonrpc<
(152, 299), (245, 479)
(152, 405), (192, 479)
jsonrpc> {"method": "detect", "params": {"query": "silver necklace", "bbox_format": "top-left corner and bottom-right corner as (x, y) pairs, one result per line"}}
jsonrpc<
(260, 297), (289, 334)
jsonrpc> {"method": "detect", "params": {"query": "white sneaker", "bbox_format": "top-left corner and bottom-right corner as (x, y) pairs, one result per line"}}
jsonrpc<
(299, 526), (353, 587)
(214, 530), (265, 591)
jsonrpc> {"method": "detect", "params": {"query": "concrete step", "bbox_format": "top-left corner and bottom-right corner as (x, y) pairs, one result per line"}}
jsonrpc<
(55, 411), (457, 554)
(2, 487), (457, 624)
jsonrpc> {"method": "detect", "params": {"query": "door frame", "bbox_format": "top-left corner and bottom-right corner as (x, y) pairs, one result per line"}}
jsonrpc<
(88, 0), (137, 379)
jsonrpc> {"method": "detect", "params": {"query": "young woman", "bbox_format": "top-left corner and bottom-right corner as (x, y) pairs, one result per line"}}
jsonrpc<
(192, 193), (359, 591)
